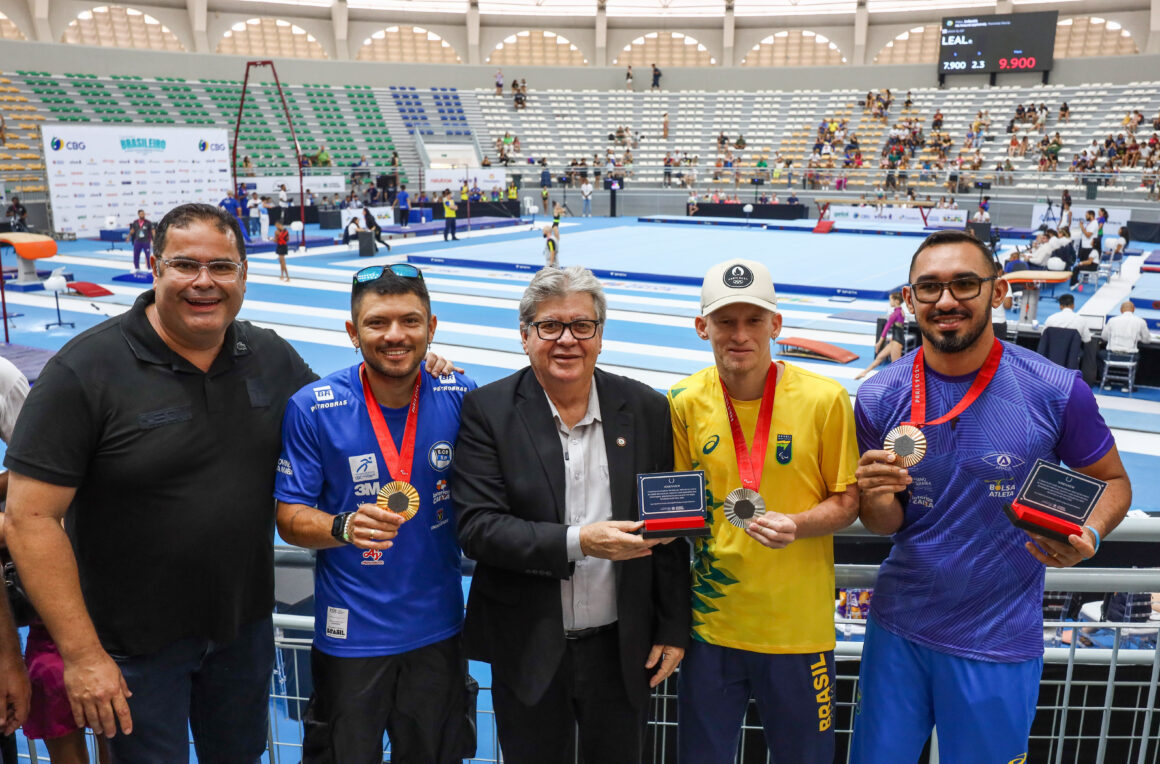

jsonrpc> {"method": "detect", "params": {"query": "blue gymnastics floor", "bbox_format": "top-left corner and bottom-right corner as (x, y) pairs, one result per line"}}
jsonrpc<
(408, 222), (915, 299)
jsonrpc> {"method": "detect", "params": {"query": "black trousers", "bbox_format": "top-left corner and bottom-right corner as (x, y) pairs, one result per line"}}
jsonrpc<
(491, 626), (646, 764)
(302, 636), (471, 764)
(443, 217), (457, 240)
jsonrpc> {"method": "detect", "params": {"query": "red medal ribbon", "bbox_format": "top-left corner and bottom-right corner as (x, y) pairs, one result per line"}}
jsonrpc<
(360, 363), (421, 483)
(906, 338), (1003, 428)
(720, 363), (778, 492)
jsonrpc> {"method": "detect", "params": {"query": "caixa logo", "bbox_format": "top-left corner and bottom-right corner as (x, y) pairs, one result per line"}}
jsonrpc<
(50, 138), (85, 151)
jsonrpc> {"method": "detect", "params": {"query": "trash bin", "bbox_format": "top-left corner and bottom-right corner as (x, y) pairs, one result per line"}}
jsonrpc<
(357, 230), (377, 257)
(1084, 180), (1098, 200)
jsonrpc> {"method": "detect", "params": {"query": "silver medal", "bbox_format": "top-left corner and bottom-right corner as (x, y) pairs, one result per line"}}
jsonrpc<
(723, 488), (766, 529)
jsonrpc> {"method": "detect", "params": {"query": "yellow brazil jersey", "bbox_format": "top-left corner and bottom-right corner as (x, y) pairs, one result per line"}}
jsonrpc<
(668, 362), (858, 654)
(443, 199), (457, 218)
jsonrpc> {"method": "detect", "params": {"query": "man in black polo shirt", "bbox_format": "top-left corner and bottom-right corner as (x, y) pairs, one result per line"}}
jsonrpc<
(3, 203), (316, 761)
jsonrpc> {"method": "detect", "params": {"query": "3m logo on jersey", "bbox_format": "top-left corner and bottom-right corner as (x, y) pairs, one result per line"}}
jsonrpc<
(703, 435), (720, 454)
(433, 478), (450, 504)
(349, 454), (379, 482)
(776, 434), (792, 464)
(429, 441), (453, 471)
(354, 481), (380, 498)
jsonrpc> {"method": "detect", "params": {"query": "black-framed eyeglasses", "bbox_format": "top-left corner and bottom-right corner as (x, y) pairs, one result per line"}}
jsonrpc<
(159, 257), (244, 283)
(353, 263), (423, 286)
(909, 276), (997, 304)
(528, 319), (601, 340)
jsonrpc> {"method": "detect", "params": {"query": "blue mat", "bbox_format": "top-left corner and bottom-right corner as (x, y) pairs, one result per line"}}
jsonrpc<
(411, 223), (914, 299)
(381, 216), (524, 237)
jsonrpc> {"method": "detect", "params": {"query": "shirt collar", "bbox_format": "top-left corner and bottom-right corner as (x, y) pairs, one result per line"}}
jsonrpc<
(543, 380), (602, 431)
(120, 290), (248, 371)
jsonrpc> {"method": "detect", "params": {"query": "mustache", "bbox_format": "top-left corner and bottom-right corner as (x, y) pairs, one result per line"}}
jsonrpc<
(928, 309), (970, 321)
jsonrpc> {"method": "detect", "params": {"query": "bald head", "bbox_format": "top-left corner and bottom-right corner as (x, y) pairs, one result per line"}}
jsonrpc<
(1121, 301), (1136, 314)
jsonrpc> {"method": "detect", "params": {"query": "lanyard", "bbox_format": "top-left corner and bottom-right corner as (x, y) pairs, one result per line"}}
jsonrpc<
(359, 364), (421, 483)
(719, 364), (777, 491)
(906, 338), (1003, 428)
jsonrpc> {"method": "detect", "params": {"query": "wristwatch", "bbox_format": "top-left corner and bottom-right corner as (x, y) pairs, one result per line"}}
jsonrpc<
(331, 512), (354, 544)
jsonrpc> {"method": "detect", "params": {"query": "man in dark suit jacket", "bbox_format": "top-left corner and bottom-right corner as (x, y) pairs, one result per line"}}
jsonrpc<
(454, 266), (690, 764)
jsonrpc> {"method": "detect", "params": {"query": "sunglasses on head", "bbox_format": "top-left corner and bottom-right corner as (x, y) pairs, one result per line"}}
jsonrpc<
(352, 263), (423, 286)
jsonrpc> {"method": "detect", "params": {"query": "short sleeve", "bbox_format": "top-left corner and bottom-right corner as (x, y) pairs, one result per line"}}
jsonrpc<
(0, 366), (30, 444)
(273, 398), (326, 507)
(668, 390), (693, 473)
(1056, 374), (1115, 469)
(854, 396), (882, 459)
(820, 389), (859, 493)
(3, 359), (98, 487)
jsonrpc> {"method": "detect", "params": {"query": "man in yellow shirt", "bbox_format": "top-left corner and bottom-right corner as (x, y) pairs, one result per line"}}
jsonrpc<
(668, 258), (859, 764)
(442, 190), (459, 242)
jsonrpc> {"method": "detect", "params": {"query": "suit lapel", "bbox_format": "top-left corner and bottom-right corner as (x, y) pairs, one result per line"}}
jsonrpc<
(515, 370), (567, 522)
(596, 371), (635, 522)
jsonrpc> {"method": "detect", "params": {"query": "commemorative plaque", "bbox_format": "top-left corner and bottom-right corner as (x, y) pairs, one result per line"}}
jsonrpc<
(637, 470), (710, 538)
(1002, 459), (1106, 543)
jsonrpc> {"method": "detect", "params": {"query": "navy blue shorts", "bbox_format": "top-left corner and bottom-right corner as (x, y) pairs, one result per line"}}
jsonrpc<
(849, 617), (1041, 764)
(677, 639), (835, 764)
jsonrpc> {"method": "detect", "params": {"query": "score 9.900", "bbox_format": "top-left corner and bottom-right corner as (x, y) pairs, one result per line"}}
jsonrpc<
(999, 56), (1036, 69)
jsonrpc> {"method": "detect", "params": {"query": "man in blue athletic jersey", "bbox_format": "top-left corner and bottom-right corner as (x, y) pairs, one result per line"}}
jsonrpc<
(850, 229), (1131, 763)
(274, 263), (476, 763)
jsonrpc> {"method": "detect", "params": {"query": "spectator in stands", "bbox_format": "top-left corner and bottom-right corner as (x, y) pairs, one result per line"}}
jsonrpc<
(1059, 102), (1070, 123)
(495, 68), (504, 95)
(315, 145), (332, 167)
(240, 155), (254, 175)
(687, 190), (699, 216)
(651, 64), (662, 91)
(625, 64), (634, 91)
(128, 209), (155, 274)
(581, 178), (593, 217)
(931, 109), (943, 131)
(662, 112), (669, 140)
(481, 155), (492, 167)
(851, 231), (1129, 764)
(514, 89), (526, 110)
(5, 195), (28, 232)
(1103, 302), (1152, 355)
(4, 204), (319, 762)
(1044, 293), (1091, 342)
(442, 190), (458, 242)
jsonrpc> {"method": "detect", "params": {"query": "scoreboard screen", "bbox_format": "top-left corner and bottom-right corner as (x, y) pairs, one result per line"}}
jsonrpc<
(938, 11), (1058, 75)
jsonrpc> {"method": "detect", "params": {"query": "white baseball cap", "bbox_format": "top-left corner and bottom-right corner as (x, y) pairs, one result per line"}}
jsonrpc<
(700, 259), (778, 316)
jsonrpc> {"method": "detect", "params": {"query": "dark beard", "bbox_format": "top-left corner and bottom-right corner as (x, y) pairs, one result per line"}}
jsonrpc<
(919, 309), (990, 354)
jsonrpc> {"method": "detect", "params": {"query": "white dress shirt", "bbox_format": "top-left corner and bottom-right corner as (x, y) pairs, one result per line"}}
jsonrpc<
(546, 384), (617, 631)
(1102, 312), (1153, 354)
(1043, 307), (1091, 342)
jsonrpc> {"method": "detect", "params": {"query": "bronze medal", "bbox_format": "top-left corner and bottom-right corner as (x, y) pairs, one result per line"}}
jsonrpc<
(884, 424), (927, 468)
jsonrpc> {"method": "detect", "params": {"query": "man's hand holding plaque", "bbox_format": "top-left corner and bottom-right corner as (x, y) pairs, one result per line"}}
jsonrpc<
(637, 471), (711, 539)
(1004, 459), (1107, 567)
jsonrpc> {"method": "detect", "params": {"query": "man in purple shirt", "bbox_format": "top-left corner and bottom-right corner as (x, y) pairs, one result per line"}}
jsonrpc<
(849, 229), (1131, 763)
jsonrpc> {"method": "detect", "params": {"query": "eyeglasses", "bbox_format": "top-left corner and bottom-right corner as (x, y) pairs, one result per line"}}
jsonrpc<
(909, 276), (997, 304)
(528, 319), (601, 340)
(353, 263), (423, 285)
(159, 257), (244, 283)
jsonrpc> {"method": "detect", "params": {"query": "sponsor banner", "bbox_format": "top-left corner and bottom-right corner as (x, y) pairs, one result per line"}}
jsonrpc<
(423, 167), (506, 194)
(1030, 203), (1130, 231)
(826, 205), (967, 227)
(42, 124), (232, 237)
(240, 175), (346, 196)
